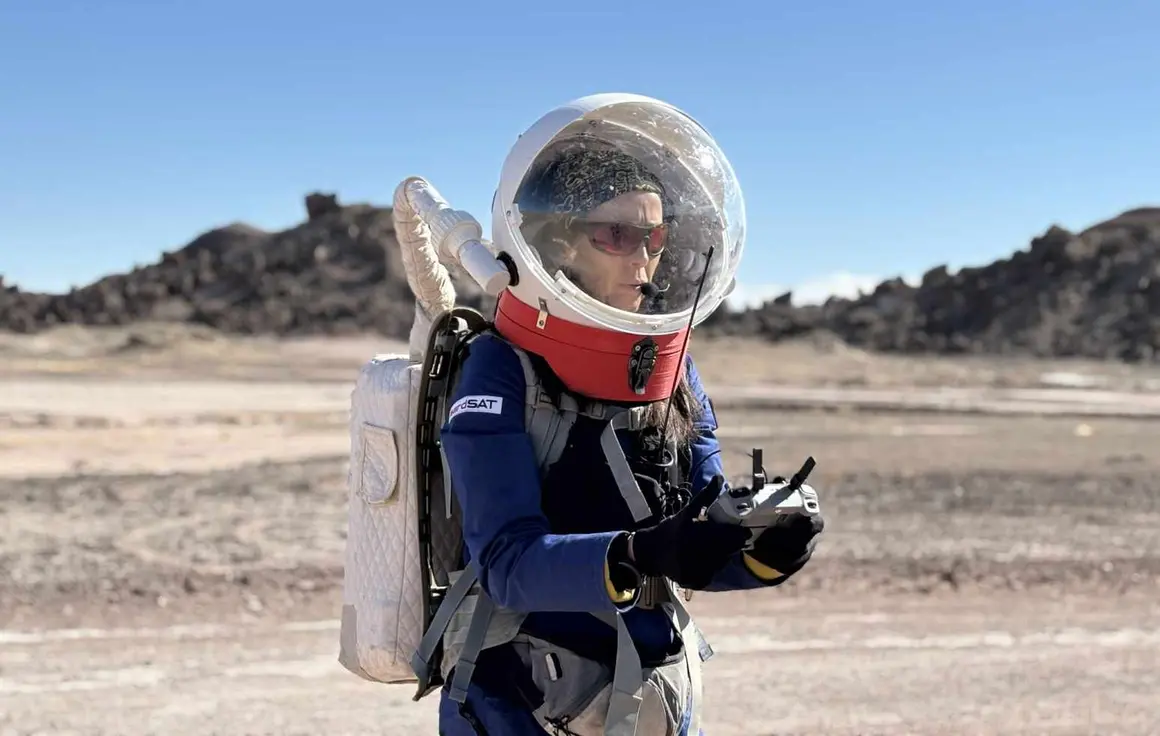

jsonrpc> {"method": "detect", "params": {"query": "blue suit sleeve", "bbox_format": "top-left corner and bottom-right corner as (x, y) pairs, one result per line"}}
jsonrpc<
(683, 355), (783, 592)
(439, 334), (634, 613)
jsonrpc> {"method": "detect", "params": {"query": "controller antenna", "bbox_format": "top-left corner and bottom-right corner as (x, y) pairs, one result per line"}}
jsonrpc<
(786, 456), (816, 491)
(658, 245), (716, 460)
(751, 448), (766, 492)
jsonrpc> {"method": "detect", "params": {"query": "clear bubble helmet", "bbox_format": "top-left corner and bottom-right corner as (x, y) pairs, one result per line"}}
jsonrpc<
(491, 93), (747, 403)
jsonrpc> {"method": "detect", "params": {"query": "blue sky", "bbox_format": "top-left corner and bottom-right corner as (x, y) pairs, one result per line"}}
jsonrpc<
(1, 1), (1157, 306)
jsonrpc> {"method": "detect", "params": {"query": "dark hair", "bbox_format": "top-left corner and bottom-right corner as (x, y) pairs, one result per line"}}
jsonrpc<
(640, 375), (702, 448)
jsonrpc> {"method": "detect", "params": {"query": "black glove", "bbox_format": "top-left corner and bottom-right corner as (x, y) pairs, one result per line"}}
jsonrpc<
(747, 510), (825, 580)
(621, 475), (752, 590)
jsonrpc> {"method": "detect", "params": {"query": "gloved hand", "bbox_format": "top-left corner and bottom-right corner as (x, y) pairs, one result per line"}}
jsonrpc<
(747, 510), (825, 579)
(622, 475), (752, 590)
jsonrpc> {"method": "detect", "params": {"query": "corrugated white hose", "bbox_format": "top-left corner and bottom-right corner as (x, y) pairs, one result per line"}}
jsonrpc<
(392, 178), (455, 360)
(391, 176), (512, 360)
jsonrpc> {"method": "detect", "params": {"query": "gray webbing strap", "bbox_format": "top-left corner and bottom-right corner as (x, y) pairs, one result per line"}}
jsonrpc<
(663, 581), (710, 735)
(601, 412), (652, 523)
(663, 584), (713, 663)
(439, 442), (454, 519)
(527, 400), (558, 469)
(447, 589), (497, 703)
(410, 564), (479, 684)
(593, 580), (713, 735)
(604, 614), (645, 736)
(509, 345), (580, 472)
(544, 393), (579, 467)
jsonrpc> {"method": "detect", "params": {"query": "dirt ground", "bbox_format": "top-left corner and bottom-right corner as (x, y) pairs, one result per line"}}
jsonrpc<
(2, 324), (1159, 735)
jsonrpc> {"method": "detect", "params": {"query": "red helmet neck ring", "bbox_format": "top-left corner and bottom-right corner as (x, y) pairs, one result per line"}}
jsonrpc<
(493, 291), (689, 404)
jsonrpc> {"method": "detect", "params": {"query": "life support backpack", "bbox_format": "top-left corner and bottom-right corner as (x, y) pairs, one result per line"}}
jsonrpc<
(339, 306), (713, 735)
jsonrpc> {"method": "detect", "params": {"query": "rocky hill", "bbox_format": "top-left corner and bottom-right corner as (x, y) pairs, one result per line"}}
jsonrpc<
(3, 195), (1158, 362)
(702, 207), (1160, 362)
(0, 193), (489, 338)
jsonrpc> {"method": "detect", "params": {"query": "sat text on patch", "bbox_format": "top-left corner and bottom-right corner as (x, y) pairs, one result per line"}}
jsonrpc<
(449, 395), (504, 420)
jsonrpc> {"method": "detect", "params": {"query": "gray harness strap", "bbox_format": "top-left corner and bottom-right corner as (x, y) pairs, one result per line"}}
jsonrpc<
(601, 410), (654, 524)
(439, 442), (455, 519)
(605, 614), (646, 736)
(511, 347), (580, 470)
(509, 344), (653, 525)
(447, 588), (497, 704)
(411, 562), (480, 691)
(595, 581), (713, 736)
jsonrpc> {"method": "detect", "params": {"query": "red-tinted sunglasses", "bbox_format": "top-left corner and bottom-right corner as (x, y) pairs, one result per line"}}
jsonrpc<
(575, 220), (669, 257)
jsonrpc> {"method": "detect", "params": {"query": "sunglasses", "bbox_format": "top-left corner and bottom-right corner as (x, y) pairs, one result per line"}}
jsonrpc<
(573, 219), (669, 257)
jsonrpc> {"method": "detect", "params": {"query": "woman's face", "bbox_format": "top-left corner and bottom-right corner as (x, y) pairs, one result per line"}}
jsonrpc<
(566, 190), (666, 312)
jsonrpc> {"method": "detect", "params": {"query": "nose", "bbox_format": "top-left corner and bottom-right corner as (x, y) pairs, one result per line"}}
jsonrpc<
(626, 242), (650, 267)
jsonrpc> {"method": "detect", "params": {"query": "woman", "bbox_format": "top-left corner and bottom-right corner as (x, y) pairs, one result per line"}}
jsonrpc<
(435, 95), (825, 735)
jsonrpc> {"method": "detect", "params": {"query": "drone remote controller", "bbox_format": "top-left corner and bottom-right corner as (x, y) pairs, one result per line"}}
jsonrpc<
(706, 448), (821, 529)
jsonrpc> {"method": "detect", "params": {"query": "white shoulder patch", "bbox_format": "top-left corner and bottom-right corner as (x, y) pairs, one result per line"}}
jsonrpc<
(448, 394), (504, 420)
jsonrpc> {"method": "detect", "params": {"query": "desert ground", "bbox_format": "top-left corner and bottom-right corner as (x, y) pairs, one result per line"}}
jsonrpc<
(2, 323), (1159, 735)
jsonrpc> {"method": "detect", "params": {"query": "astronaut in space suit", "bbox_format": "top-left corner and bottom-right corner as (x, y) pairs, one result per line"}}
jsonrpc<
(434, 95), (826, 735)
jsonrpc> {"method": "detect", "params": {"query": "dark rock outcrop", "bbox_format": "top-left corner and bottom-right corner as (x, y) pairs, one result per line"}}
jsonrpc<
(703, 207), (1160, 363)
(0, 194), (489, 338)
(4, 199), (1158, 363)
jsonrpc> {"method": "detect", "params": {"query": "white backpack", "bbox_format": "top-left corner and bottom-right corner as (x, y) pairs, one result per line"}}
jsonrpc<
(339, 306), (614, 688)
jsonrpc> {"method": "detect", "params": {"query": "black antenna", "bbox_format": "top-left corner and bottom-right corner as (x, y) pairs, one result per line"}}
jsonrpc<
(659, 245), (717, 454)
